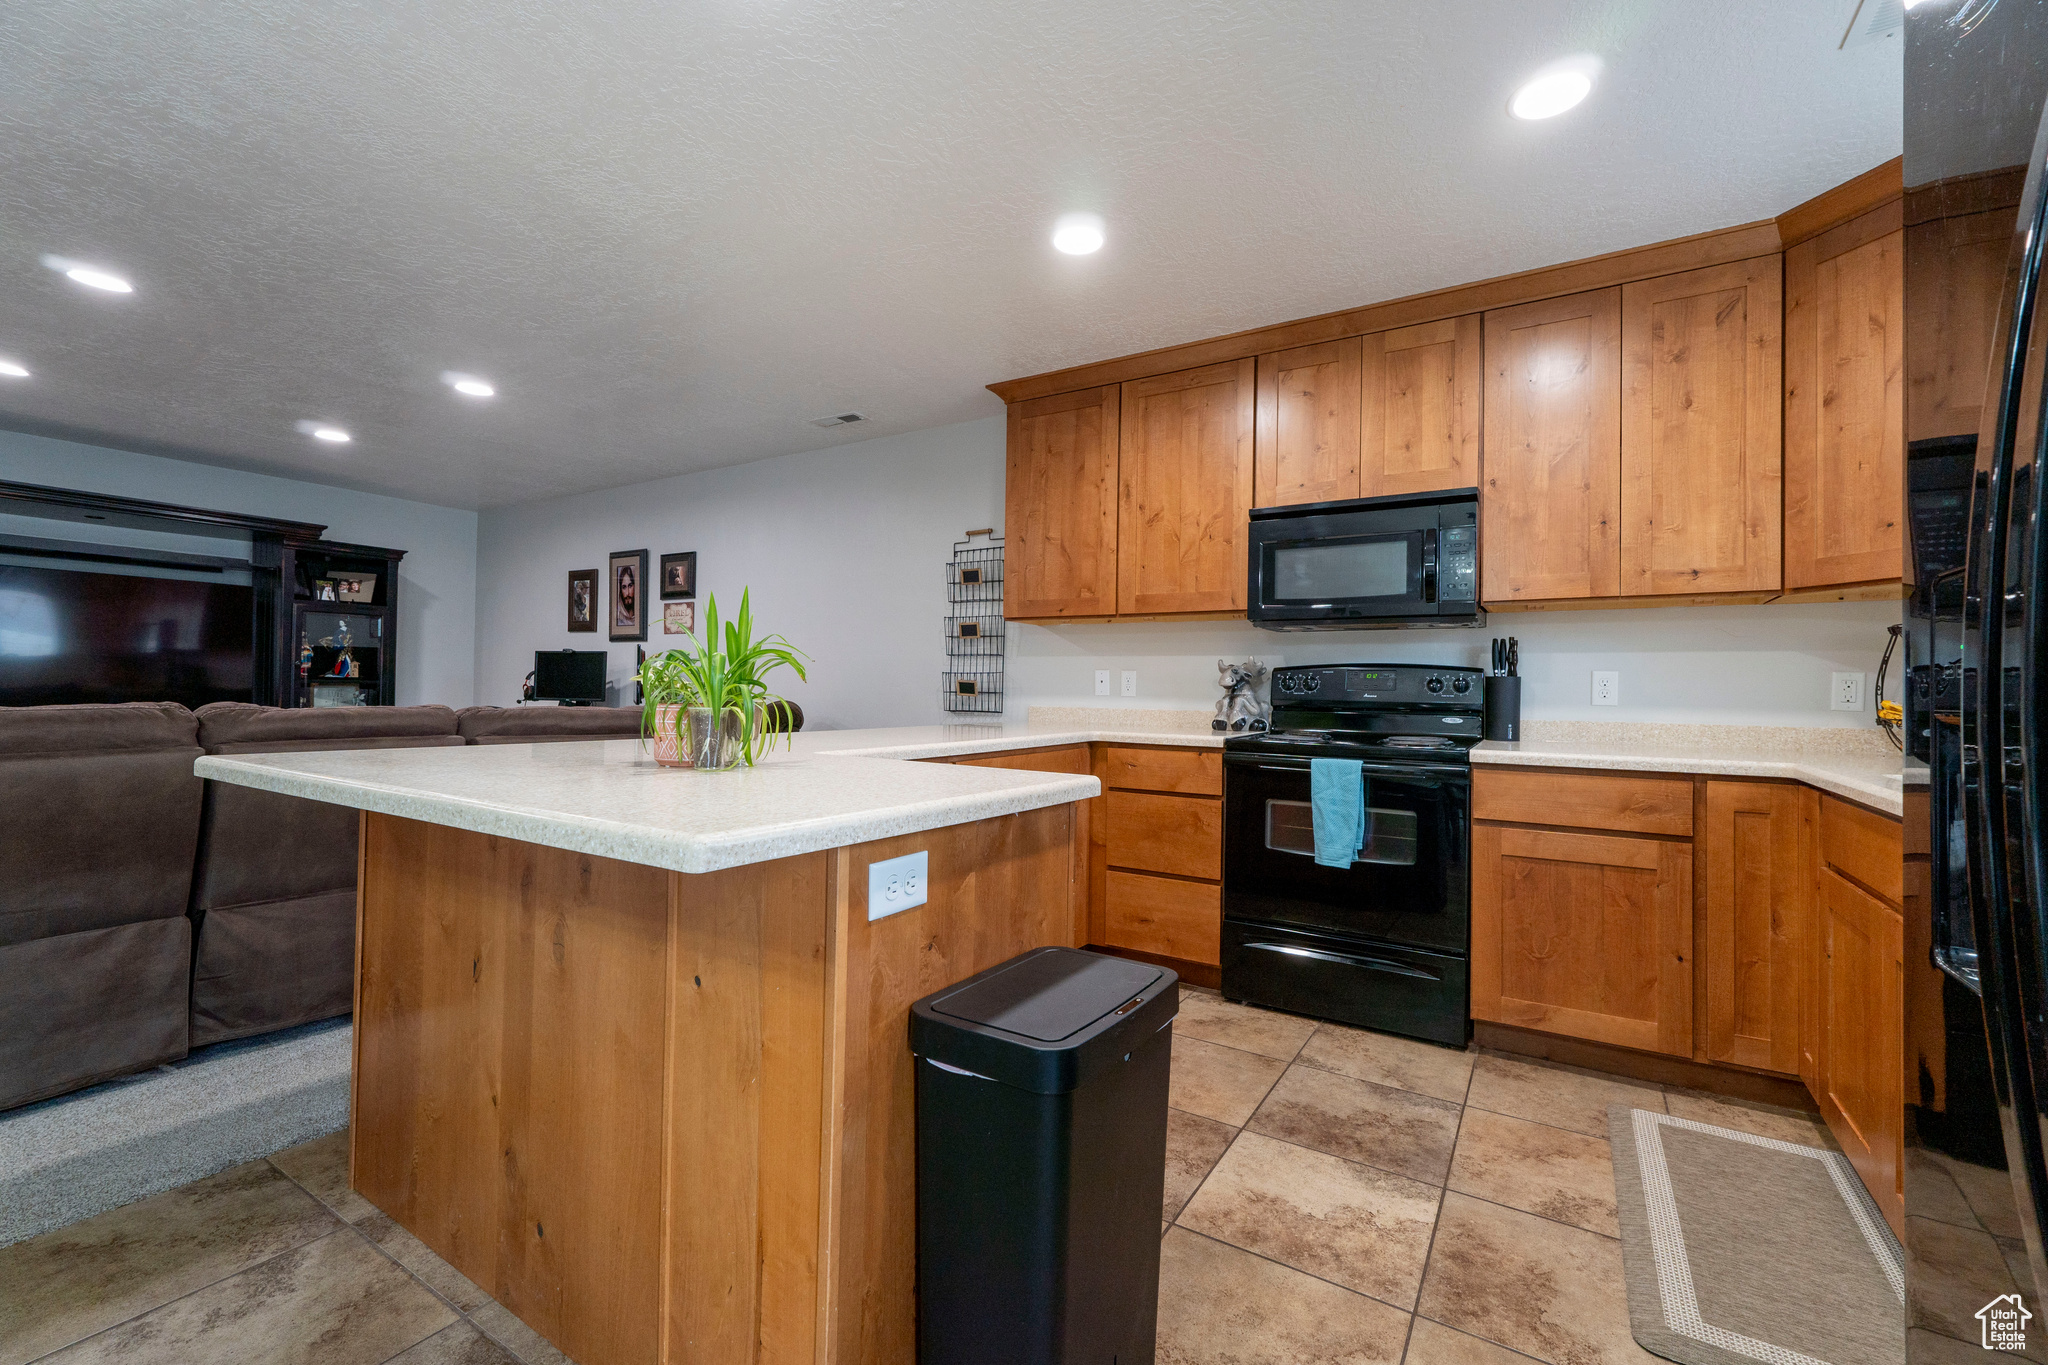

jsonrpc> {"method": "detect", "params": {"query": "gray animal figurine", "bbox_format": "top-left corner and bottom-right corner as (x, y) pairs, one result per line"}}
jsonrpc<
(1212, 658), (1271, 732)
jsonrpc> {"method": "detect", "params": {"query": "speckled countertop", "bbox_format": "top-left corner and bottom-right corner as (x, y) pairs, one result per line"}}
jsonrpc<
(193, 710), (1224, 875)
(1472, 722), (1910, 817)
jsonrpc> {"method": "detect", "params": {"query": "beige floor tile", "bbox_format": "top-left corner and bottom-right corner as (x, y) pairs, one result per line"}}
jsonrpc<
(1247, 1064), (1461, 1185)
(1908, 1215), (2044, 1358)
(268, 1128), (379, 1223)
(386, 1321), (522, 1364)
(359, 1211), (492, 1311)
(1169, 1035), (1287, 1127)
(1179, 1132), (1439, 1310)
(1465, 1055), (1664, 1138)
(1163, 1108), (1237, 1222)
(1661, 1090), (1829, 1147)
(1155, 1227), (1409, 1365)
(1403, 1316), (1546, 1363)
(470, 1300), (575, 1365)
(1932, 1148), (2030, 1241)
(1175, 992), (1318, 1061)
(44, 1228), (454, 1365)
(1447, 1107), (1619, 1236)
(1297, 1022), (1475, 1104)
(1417, 1192), (1660, 1365)
(0, 1159), (341, 1365)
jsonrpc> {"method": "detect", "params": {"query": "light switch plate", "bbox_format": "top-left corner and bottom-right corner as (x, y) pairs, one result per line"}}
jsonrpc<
(868, 851), (928, 921)
(1094, 670), (1111, 696)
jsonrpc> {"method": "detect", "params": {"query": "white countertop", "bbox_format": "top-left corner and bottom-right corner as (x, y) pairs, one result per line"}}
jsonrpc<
(1471, 723), (1910, 817)
(193, 719), (1223, 876)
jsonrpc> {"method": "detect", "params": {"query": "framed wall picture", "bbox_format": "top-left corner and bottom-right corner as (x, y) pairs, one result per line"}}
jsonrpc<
(663, 600), (697, 636)
(566, 569), (598, 633)
(335, 573), (377, 603)
(313, 578), (338, 601)
(659, 551), (697, 601)
(609, 549), (649, 642)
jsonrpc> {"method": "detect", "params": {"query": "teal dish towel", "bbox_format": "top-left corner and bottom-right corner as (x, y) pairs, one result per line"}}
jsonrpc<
(1310, 758), (1366, 869)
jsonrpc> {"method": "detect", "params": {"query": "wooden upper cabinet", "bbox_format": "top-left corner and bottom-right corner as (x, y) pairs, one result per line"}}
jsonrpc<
(1118, 360), (1256, 616)
(1907, 202), (2018, 442)
(1702, 781), (1816, 1077)
(1786, 215), (1904, 590)
(1481, 289), (1623, 602)
(1362, 316), (1482, 498)
(1255, 339), (1362, 507)
(1620, 258), (1784, 595)
(1004, 386), (1120, 619)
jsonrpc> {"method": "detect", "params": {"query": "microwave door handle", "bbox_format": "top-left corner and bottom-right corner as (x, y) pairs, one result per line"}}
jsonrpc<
(1420, 530), (1439, 603)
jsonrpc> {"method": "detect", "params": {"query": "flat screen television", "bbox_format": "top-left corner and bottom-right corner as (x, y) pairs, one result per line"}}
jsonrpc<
(0, 563), (255, 709)
(532, 650), (608, 704)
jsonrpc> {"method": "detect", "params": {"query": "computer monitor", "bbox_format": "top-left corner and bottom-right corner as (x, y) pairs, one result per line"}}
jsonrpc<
(532, 650), (608, 704)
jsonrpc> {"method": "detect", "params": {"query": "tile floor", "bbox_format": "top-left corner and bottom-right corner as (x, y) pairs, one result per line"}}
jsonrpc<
(0, 987), (1833, 1365)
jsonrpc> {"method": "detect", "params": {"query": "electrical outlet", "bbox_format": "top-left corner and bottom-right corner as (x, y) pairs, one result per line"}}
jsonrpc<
(1592, 671), (1619, 706)
(868, 851), (928, 921)
(1094, 669), (1111, 696)
(1120, 670), (1137, 697)
(1831, 672), (1865, 712)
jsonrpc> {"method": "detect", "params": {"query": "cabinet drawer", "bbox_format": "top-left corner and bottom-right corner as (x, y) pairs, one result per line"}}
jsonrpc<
(1103, 871), (1222, 965)
(1472, 767), (1693, 836)
(1821, 795), (1903, 905)
(1106, 791), (1222, 880)
(1103, 746), (1223, 795)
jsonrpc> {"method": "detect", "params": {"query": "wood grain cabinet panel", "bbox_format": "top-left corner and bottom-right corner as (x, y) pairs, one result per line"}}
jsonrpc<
(1004, 386), (1120, 619)
(1118, 360), (1256, 616)
(1620, 258), (1784, 595)
(1102, 745), (1223, 796)
(1471, 767), (1693, 836)
(1471, 824), (1693, 1056)
(1361, 315), (1482, 498)
(1103, 870), (1223, 965)
(1481, 289), (1623, 602)
(1255, 339), (1362, 507)
(1702, 781), (1817, 1076)
(1817, 866), (1905, 1238)
(1785, 219), (1904, 590)
(1820, 794), (1905, 905)
(1105, 791), (1223, 880)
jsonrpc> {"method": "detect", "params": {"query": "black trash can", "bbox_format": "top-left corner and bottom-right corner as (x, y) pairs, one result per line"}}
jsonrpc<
(911, 946), (1179, 1365)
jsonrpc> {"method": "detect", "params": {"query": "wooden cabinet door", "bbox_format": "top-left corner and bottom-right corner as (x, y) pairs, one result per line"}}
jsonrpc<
(1361, 315), (1483, 499)
(1817, 866), (1904, 1237)
(1620, 258), (1784, 595)
(1004, 386), (1120, 618)
(1702, 781), (1816, 1075)
(1118, 360), (1256, 615)
(1471, 824), (1693, 1056)
(1255, 339), (1362, 507)
(1907, 203), (2018, 442)
(1481, 289), (1623, 602)
(1785, 220), (1904, 590)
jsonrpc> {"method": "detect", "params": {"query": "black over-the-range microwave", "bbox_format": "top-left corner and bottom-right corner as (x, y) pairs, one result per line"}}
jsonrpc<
(1246, 488), (1482, 630)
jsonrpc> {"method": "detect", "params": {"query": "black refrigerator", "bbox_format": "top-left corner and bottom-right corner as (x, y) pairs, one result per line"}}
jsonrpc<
(1907, 1), (2048, 1356)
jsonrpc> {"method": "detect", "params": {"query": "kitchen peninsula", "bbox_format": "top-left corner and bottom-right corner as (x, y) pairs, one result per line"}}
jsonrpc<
(193, 731), (1138, 1365)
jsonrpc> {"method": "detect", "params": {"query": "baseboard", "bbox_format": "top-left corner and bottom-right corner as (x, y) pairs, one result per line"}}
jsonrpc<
(1474, 1022), (1818, 1112)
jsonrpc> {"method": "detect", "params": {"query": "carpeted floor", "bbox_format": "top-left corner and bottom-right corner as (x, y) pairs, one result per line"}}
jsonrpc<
(0, 1018), (352, 1248)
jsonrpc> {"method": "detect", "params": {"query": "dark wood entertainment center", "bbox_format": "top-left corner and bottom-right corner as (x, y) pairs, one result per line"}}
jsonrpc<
(0, 478), (406, 708)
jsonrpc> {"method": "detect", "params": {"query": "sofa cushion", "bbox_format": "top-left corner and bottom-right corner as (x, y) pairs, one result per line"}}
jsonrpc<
(190, 890), (355, 1046)
(194, 702), (458, 750)
(0, 918), (191, 1111)
(0, 702), (202, 946)
(456, 705), (644, 744)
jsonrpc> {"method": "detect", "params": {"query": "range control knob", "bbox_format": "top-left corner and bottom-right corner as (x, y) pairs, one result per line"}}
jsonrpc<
(1425, 676), (1447, 695)
(1304, 673), (1323, 693)
(1451, 676), (1473, 695)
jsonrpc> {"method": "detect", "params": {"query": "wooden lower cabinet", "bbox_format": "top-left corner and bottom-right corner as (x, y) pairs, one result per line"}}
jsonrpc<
(1103, 871), (1222, 964)
(1470, 822), (1694, 1057)
(1816, 867), (1905, 1236)
(1701, 781), (1816, 1075)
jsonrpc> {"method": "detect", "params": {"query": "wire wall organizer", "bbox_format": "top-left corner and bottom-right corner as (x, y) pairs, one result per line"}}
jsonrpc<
(944, 529), (1005, 714)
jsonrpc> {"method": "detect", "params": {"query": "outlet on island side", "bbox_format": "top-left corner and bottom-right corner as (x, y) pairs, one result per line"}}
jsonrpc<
(1094, 670), (1111, 696)
(1592, 671), (1619, 706)
(1831, 672), (1865, 712)
(1121, 670), (1137, 698)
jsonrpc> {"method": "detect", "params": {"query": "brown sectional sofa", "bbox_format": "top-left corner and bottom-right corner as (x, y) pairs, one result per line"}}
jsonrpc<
(0, 700), (646, 1111)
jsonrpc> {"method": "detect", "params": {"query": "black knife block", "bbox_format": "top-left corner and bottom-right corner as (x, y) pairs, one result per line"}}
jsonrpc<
(1483, 676), (1521, 741)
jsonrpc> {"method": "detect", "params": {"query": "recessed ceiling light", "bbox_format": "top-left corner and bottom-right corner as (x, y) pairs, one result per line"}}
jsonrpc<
(40, 254), (133, 293)
(441, 371), (495, 399)
(295, 420), (352, 444)
(1052, 213), (1106, 255)
(0, 359), (28, 379)
(1509, 58), (1601, 120)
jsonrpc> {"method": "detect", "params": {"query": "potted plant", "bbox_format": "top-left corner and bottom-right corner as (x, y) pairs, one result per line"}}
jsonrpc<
(634, 589), (808, 771)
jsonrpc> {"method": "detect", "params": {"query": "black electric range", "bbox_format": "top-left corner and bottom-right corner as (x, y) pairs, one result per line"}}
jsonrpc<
(1220, 663), (1481, 1047)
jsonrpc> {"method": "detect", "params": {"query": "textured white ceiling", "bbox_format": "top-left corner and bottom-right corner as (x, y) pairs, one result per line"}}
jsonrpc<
(0, 1), (1900, 510)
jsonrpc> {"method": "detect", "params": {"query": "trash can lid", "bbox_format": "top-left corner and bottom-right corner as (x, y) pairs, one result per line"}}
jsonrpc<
(930, 949), (1164, 1042)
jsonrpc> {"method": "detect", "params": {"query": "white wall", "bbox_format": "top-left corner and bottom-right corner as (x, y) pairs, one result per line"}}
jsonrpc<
(0, 429), (479, 706)
(478, 415), (1902, 732)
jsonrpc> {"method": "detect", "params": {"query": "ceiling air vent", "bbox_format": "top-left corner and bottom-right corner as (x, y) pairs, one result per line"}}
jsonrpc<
(809, 412), (868, 429)
(1840, 0), (1904, 47)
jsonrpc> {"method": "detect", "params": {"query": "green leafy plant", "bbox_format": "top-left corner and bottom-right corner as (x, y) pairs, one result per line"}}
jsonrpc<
(633, 589), (808, 767)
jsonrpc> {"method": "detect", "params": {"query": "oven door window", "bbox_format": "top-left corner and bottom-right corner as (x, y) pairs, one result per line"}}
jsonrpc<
(1265, 799), (1417, 866)
(1263, 533), (1423, 606)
